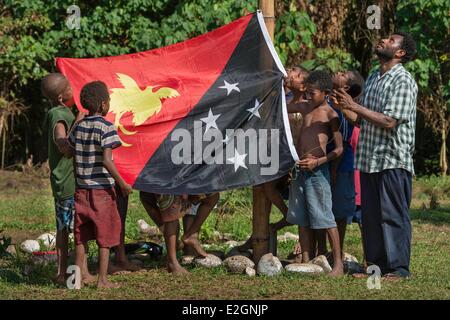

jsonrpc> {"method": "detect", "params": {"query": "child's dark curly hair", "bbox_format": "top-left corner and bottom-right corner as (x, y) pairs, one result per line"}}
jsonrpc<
(347, 70), (365, 98)
(80, 81), (109, 113)
(304, 70), (333, 93)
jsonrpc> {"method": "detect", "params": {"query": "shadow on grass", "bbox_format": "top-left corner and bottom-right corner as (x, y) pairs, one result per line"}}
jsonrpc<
(410, 207), (450, 226)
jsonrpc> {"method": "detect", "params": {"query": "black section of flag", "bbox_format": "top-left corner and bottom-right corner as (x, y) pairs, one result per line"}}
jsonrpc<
(134, 14), (294, 194)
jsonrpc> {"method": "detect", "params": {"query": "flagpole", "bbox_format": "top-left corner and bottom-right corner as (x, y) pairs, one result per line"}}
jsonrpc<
(252, 0), (275, 265)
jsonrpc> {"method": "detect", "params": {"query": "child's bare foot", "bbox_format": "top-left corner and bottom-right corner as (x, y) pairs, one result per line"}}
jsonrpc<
(181, 235), (208, 258)
(167, 262), (189, 274)
(82, 273), (97, 285)
(97, 279), (121, 289)
(328, 263), (344, 277)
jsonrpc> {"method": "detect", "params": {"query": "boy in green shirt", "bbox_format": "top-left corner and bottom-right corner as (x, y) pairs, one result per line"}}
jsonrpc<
(42, 73), (90, 285)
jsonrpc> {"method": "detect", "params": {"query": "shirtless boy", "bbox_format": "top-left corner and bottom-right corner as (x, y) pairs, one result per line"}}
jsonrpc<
(286, 70), (344, 276)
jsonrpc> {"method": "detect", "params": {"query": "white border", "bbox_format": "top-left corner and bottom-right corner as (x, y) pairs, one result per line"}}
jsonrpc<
(257, 11), (298, 161)
(281, 84), (299, 161)
(256, 10), (287, 76)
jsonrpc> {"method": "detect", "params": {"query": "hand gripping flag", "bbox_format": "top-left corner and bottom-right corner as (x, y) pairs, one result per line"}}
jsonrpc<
(56, 11), (298, 194)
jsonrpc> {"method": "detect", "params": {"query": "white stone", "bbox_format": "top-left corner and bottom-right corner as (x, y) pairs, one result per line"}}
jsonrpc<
(283, 232), (299, 241)
(6, 244), (17, 256)
(194, 254), (222, 268)
(284, 263), (324, 274)
(223, 255), (255, 274)
(245, 267), (256, 277)
(181, 255), (195, 265)
(36, 233), (56, 250)
(225, 240), (239, 248)
(343, 252), (359, 263)
(20, 240), (40, 253)
(311, 255), (332, 273)
(257, 253), (283, 276)
(137, 219), (161, 236)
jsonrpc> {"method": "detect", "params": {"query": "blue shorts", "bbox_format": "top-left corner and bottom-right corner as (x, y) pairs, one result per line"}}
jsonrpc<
(55, 196), (75, 232)
(286, 164), (336, 229)
(332, 171), (356, 221)
(347, 205), (362, 225)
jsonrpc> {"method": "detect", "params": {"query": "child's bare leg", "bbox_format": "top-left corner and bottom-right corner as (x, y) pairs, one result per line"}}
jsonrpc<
(263, 181), (288, 218)
(75, 242), (96, 285)
(315, 229), (327, 256)
(182, 215), (196, 255)
(165, 220), (188, 274)
(113, 244), (141, 272)
(97, 247), (120, 288)
(299, 227), (312, 263)
(327, 227), (344, 276)
(336, 219), (347, 259)
(182, 194), (218, 258)
(55, 229), (69, 284)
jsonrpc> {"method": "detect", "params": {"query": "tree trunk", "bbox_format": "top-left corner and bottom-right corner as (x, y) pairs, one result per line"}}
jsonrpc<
(252, 0), (275, 265)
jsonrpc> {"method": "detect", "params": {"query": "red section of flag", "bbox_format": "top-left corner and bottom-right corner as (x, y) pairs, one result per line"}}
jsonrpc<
(56, 14), (252, 185)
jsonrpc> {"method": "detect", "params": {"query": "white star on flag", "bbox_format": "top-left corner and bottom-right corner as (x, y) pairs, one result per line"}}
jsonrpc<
(219, 80), (240, 96)
(200, 108), (221, 133)
(246, 99), (263, 119)
(227, 148), (248, 171)
(223, 134), (232, 144)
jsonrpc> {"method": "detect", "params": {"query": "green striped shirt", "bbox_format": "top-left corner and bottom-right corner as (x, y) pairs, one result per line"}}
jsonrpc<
(356, 63), (418, 174)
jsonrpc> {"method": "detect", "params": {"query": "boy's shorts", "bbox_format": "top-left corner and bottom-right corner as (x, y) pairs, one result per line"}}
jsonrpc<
(74, 188), (121, 248)
(331, 171), (356, 221)
(54, 196), (75, 232)
(286, 164), (336, 229)
(156, 194), (190, 223)
(347, 205), (362, 225)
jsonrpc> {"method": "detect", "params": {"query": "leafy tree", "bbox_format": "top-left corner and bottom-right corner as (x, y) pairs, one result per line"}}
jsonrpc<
(396, 0), (450, 175)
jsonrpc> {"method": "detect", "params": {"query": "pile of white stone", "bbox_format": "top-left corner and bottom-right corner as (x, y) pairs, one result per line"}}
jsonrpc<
(181, 251), (361, 277)
(19, 232), (57, 253)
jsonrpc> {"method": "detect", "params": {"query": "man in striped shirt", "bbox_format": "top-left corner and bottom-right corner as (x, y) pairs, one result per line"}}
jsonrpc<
(68, 81), (132, 288)
(333, 32), (418, 280)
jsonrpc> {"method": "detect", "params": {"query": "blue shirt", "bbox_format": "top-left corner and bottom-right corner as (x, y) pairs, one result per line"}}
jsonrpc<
(327, 98), (354, 172)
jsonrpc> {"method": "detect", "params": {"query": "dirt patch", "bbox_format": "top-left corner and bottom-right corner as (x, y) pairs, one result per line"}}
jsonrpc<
(1, 230), (43, 245)
(0, 169), (49, 195)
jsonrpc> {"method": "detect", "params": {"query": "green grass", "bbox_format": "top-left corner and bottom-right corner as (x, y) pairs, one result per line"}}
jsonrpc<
(0, 171), (449, 299)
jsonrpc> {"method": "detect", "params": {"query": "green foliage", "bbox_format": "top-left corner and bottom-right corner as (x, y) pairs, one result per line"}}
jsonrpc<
(275, 10), (316, 64)
(396, 0), (450, 105)
(300, 48), (360, 73)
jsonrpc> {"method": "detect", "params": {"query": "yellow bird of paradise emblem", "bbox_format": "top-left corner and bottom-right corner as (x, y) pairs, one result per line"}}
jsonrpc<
(109, 73), (180, 146)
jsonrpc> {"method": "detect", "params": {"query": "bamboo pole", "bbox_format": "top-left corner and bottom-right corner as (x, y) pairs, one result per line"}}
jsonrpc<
(252, 0), (275, 265)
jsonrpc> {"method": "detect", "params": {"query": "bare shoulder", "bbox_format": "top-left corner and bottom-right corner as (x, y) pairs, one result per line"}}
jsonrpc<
(327, 106), (339, 120)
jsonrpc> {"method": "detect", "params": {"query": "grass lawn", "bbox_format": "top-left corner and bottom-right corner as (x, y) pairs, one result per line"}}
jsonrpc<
(0, 170), (449, 299)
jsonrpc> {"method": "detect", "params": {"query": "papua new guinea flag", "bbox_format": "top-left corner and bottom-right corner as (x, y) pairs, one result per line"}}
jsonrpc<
(56, 11), (298, 194)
